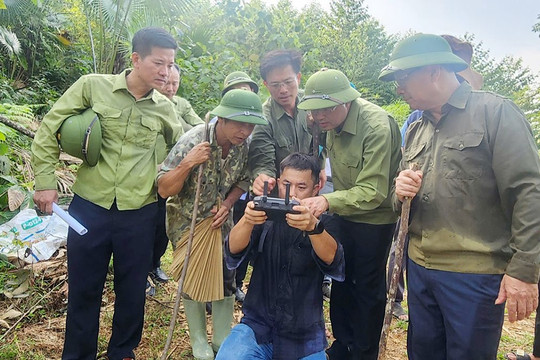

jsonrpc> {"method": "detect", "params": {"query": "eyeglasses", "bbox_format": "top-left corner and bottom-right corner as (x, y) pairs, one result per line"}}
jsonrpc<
(393, 67), (423, 88)
(268, 77), (297, 90)
(307, 105), (338, 116)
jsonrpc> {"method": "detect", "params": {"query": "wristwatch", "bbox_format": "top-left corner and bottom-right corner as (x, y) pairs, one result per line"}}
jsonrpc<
(307, 219), (325, 235)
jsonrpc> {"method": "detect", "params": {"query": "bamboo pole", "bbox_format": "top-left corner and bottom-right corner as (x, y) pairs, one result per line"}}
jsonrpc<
(160, 120), (209, 360)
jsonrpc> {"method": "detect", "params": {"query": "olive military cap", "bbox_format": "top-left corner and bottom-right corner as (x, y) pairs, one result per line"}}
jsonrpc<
(57, 108), (102, 166)
(222, 71), (259, 95)
(379, 33), (469, 82)
(211, 89), (267, 125)
(298, 68), (361, 110)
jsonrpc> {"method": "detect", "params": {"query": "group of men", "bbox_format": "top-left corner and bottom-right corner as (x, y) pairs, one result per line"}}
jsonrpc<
(30, 25), (540, 360)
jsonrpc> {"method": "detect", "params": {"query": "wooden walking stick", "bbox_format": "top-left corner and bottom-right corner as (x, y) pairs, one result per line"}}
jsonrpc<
(160, 119), (210, 360)
(378, 163), (419, 360)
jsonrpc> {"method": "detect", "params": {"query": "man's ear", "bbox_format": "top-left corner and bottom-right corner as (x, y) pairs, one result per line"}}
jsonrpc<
(429, 65), (442, 82)
(296, 72), (302, 84)
(312, 182), (321, 197)
(132, 52), (141, 69)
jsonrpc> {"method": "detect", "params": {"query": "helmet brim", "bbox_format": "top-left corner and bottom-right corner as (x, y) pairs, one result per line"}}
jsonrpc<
(211, 104), (267, 125)
(222, 80), (259, 96)
(298, 86), (360, 110)
(379, 52), (468, 81)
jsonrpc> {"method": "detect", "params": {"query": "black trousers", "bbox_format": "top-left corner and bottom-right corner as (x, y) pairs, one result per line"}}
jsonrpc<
(152, 195), (168, 268)
(62, 195), (157, 360)
(328, 219), (394, 360)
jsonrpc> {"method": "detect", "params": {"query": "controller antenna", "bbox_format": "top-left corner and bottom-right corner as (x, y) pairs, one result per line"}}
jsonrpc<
(285, 183), (290, 205)
(262, 181), (268, 202)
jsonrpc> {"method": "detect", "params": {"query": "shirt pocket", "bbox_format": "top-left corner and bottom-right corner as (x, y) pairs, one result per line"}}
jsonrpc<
(336, 154), (361, 186)
(134, 116), (159, 149)
(276, 135), (292, 151)
(404, 142), (428, 173)
(92, 103), (126, 142)
(442, 131), (486, 180)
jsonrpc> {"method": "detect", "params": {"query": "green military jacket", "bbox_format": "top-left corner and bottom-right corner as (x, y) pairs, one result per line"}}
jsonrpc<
(248, 91), (312, 180)
(157, 123), (250, 245)
(323, 97), (401, 225)
(395, 83), (540, 283)
(31, 70), (180, 210)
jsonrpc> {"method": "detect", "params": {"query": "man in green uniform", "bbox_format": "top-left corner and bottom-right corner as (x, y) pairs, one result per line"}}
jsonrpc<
(248, 49), (324, 196)
(381, 33), (540, 359)
(161, 64), (204, 133)
(299, 68), (401, 360)
(157, 89), (267, 360)
(31, 27), (180, 360)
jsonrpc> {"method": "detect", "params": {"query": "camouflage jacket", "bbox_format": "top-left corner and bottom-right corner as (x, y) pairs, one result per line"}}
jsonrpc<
(157, 122), (250, 245)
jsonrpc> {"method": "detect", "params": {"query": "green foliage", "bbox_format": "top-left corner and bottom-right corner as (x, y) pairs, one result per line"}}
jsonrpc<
(382, 100), (411, 129)
(81, 0), (195, 74)
(534, 14), (540, 37)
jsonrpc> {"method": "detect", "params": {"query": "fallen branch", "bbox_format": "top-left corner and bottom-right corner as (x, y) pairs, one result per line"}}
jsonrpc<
(0, 114), (35, 139)
(146, 294), (174, 310)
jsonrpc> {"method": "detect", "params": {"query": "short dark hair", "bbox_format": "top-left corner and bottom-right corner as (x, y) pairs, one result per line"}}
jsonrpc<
(260, 49), (302, 81)
(279, 153), (320, 184)
(173, 63), (181, 75)
(132, 27), (177, 58)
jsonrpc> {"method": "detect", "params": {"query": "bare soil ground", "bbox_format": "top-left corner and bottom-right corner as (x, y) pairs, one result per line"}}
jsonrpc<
(0, 248), (535, 359)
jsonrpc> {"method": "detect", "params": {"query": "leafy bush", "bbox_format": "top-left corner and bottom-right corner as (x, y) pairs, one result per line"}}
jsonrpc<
(382, 100), (411, 129)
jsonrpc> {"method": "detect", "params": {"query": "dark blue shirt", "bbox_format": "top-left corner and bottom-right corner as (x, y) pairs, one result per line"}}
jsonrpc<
(225, 214), (345, 360)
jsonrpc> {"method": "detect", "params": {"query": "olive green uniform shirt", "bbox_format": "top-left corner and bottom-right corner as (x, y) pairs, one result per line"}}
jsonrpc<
(323, 97), (401, 225)
(396, 83), (540, 283)
(173, 95), (204, 132)
(248, 92), (312, 180)
(157, 123), (250, 245)
(155, 95), (203, 162)
(31, 70), (180, 210)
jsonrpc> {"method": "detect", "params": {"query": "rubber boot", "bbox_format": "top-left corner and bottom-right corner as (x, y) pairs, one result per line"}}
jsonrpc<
(183, 298), (214, 360)
(211, 295), (235, 353)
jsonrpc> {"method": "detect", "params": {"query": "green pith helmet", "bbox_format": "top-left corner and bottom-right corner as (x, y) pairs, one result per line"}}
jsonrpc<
(57, 108), (102, 166)
(298, 68), (361, 110)
(222, 71), (259, 95)
(211, 89), (267, 125)
(378, 33), (469, 82)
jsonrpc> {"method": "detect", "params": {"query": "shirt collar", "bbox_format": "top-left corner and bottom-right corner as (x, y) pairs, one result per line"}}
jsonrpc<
(269, 89), (304, 121)
(113, 68), (158, 103)
(446, 81), (471, 110)
(338, 99), (358, 135)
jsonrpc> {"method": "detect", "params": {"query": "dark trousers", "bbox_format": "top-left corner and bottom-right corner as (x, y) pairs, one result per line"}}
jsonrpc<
(62, 195), (157, 360)
(407, 258), (504, 360)
(152, 195), (168, 268)
(328, 220), (394, 360)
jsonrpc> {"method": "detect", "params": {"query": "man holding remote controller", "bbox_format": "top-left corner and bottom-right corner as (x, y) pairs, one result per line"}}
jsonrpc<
(299, 68), (401, 360)
(216, 153), (345, 360)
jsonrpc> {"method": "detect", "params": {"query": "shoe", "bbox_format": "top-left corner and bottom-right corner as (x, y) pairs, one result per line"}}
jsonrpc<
(391, 302), (408, 322)
(235, 287), (246, 302)
(211, 295), (234, 353)
(183, 298), (214, 360)
(505, 350), (532, 360)
(322, 282), (331, 301)
(146, 279), (156, 297)
(150, 267), (169, 283)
